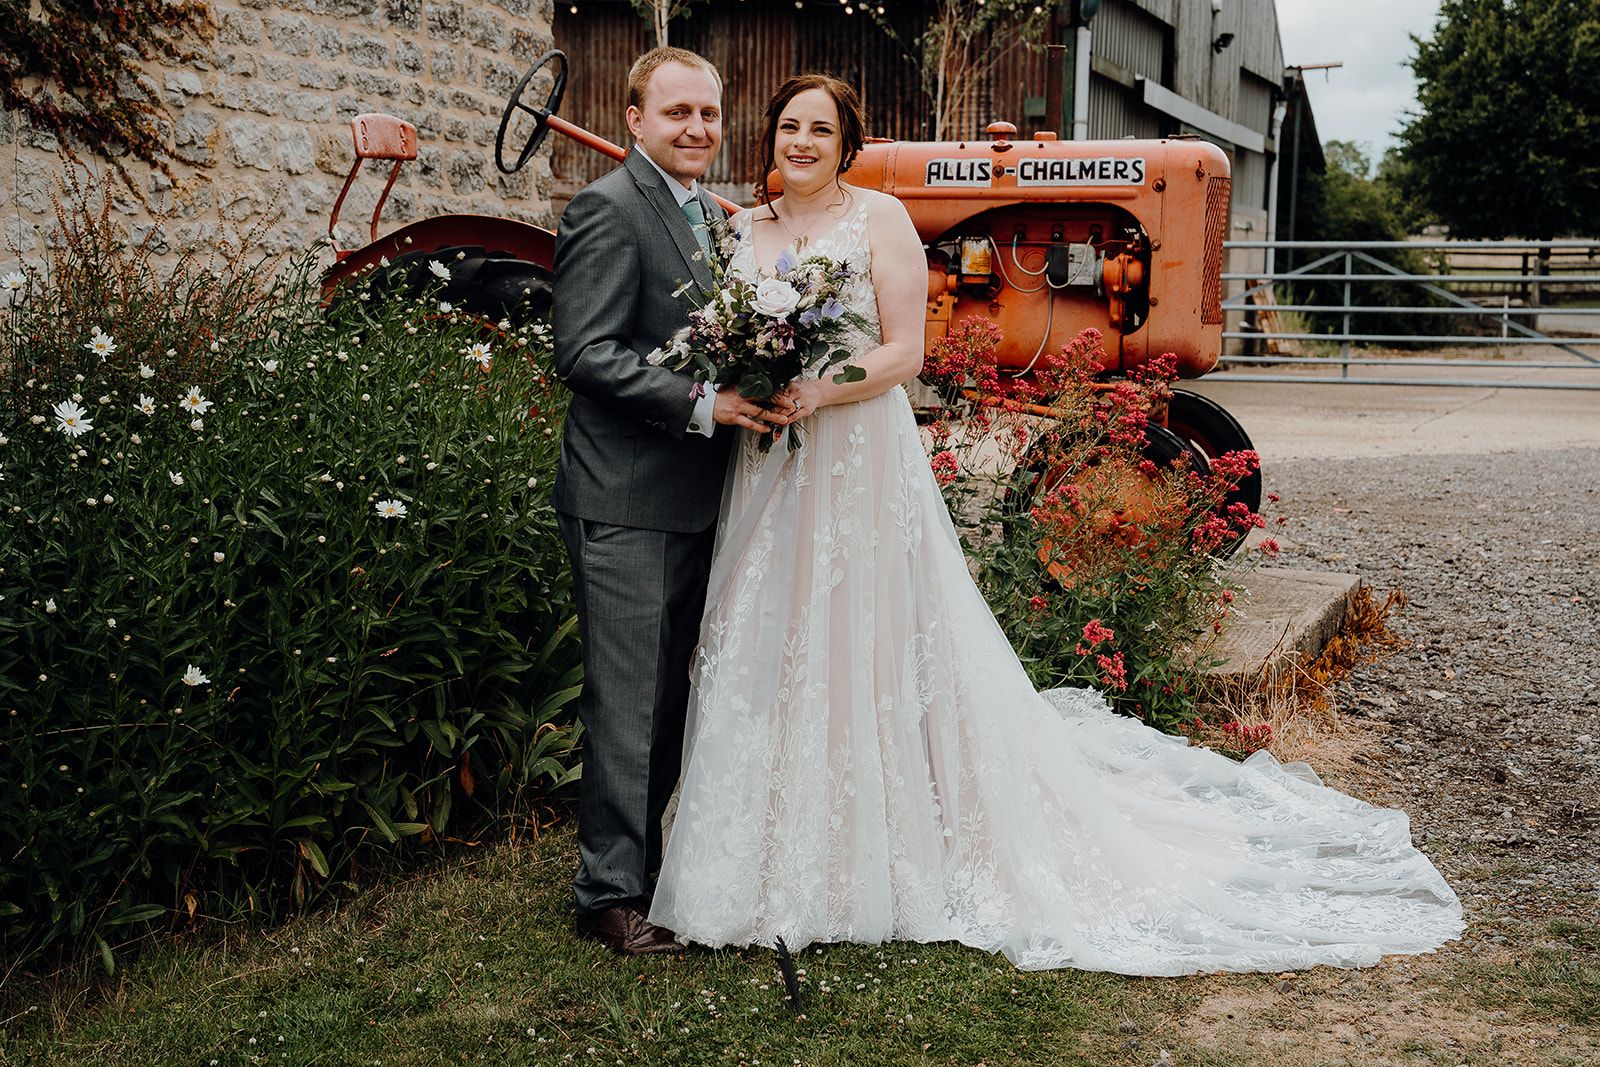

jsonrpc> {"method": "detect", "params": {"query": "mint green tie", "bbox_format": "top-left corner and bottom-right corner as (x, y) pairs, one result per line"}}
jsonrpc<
(681, 197), (711, 256)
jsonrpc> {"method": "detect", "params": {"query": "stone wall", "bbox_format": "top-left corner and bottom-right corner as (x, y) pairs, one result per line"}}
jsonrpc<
(1, 0), (556, 270)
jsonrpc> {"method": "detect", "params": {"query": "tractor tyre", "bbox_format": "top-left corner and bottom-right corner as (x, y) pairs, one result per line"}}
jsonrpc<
(369, 244), (554, 325)
(1167, 387), (1263, 537)
(1019, 422), (1212, 585)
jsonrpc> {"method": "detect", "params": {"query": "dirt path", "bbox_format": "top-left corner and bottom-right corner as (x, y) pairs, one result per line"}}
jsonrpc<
(1162, 370), (1599, 1064)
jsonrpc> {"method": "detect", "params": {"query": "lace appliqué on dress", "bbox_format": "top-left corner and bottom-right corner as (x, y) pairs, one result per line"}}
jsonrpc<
(649, 192), (1463, 975)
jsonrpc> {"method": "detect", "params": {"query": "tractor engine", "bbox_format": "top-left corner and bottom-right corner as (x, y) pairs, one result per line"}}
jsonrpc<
(844, 123), (1231, 379)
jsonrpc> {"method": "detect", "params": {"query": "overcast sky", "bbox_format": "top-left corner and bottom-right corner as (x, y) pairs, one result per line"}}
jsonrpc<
(1274, 0), (1446, 162)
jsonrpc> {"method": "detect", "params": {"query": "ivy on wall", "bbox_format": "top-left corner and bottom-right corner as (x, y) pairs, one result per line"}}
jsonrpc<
(0, 0), (214, 180)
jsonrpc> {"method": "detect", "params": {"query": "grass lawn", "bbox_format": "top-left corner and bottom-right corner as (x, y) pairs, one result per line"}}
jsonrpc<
(2, 816), (1596, 1066)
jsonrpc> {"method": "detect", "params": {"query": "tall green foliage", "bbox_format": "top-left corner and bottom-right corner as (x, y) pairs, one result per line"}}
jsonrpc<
(1397, 0), (1600, 239)
(1281, 141), (1449, 340)
(0, 196), (581, 968)
(921, 321), (1271, 732)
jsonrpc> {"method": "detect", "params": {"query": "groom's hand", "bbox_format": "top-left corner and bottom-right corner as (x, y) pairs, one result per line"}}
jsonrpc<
(713, 390), (788, 433)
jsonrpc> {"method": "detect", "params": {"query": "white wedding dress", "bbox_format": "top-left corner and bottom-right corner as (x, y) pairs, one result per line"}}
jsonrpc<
(647, 197), (1463, 974)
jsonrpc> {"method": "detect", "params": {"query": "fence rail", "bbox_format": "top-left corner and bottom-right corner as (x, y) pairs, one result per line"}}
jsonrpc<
(1216, 239), (1600, 389)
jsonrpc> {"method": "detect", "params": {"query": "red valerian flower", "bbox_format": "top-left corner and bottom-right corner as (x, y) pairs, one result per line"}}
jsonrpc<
(1027, 594), (1049, 614)
(1208, 449), (1261, 482)
(1257, 537), (1281, 558)
(1096, 651), (1129, 691)
(1190, 514), (1232, 555)
(1075, 618), (1115, 656)
(1081, 618), (1114, 646)
(929, 449), (960, 487)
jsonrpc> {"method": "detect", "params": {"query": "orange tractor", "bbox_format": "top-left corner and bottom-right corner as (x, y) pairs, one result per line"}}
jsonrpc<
(325, 50), (1258, 515)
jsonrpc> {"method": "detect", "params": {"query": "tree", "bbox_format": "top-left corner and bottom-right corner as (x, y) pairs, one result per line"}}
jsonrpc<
(627, 0), (707, 48)
(1374, 147), (1437, 236)
(1287, 141), (1449, 340)
(870, 0), (1050, 139)
(1396, 0), (1600, 239)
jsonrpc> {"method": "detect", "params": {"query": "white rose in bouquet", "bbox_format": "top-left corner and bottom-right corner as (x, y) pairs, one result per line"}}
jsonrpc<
(750, 278), (801, 318)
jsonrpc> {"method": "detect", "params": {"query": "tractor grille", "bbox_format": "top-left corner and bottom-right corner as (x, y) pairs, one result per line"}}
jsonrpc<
(1201, 176), (1230, 325)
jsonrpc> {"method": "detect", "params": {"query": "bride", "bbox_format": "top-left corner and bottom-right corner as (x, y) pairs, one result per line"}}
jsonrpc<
(646, 74), (1463, 974)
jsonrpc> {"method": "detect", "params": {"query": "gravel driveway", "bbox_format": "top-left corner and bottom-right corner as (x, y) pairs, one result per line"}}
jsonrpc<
(1269, 444), (1600, 934)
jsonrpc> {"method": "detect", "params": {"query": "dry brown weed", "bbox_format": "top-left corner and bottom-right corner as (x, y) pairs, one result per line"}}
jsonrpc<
(1200, 586), (1407, 777)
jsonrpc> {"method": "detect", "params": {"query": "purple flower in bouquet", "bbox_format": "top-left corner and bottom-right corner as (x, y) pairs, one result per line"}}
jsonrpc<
(646, 223), (868, 453)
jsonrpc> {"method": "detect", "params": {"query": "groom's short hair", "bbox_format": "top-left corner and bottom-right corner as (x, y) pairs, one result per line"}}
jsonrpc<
(626, 47), (722, 111)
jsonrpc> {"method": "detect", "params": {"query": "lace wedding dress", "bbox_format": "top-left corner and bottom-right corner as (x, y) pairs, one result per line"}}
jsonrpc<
(647, 195), (1464, 974)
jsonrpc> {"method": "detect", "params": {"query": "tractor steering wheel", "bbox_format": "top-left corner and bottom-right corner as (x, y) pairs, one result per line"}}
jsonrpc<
(495, 49), (568, 174)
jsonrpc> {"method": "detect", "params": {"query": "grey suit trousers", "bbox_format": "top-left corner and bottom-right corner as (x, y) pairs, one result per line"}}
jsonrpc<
(558, 512), (716, 916)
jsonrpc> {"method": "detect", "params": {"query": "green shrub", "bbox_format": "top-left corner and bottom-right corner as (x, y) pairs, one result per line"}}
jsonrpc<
(0, 197), (581, 967)
(922, 319), (1271, 732)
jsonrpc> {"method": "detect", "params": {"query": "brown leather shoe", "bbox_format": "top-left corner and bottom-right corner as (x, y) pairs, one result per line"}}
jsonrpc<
(575, 903), (682, 955)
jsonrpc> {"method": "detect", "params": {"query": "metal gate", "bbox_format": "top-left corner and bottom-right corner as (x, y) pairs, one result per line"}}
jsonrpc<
(1215, 239), (1600, 391)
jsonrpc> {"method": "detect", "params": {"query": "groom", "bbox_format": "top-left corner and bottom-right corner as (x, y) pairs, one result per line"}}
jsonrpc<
(551, 47), (779, 954)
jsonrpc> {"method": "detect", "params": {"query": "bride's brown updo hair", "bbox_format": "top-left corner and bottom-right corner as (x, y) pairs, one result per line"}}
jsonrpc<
(754, 73), (868, 208)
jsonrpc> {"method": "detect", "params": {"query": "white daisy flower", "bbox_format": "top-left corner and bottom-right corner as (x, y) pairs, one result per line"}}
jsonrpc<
(137, 395), (156, 416)
(437, 300), (453, 313)
(181, 664), (210, 687)
(168, 470), (184, 485)
(212, 552), (225, 563)
(189, 418), (204, 431)
(44, 598), (57, 614)
(374, 498), (407, 519)
(0, 270), (25, 293)
(178, 386), (213, 415)
(260, 359), (278, 374)
(138, 362), (156, 379)
(85, 328), (116, 360)
(427, 260), (451, 281)
(465, 342), (493, 368)
(51, 399), (93, 437)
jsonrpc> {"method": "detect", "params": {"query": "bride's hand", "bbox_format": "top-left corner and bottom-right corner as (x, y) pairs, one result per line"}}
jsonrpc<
(772, 381), (823, 423)
(715, 388), (789, 432)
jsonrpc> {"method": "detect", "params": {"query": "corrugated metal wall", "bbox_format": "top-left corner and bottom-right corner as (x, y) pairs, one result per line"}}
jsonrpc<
(1232, 148), (1266, 211)
(550, 5), (649, 191)
(1094, 0), (1169, 82)
(1090, 79), (1163, 140)
(552, 0), (1293, 221)
(1147, 0), (1283, 109)
(1233, 72), (1275, 135)
(552, 1), (929, 199)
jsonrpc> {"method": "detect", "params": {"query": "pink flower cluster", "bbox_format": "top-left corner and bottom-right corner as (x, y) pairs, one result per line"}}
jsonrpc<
(929, 449), (960, 487)
(1182, 718), (1274, 756)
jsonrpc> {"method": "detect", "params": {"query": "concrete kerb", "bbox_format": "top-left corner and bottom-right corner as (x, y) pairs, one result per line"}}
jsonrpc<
(1207, 567), (1364, 682)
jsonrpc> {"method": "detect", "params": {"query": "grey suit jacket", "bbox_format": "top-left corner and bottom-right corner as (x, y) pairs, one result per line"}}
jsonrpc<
(551, 148), (733, 533)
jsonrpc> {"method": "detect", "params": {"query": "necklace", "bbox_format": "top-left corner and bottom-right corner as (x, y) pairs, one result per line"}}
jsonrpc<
(774, 189), (847, 250)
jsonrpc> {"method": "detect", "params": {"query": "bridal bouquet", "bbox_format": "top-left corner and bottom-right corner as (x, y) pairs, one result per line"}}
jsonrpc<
(647, 231), (867, 452)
